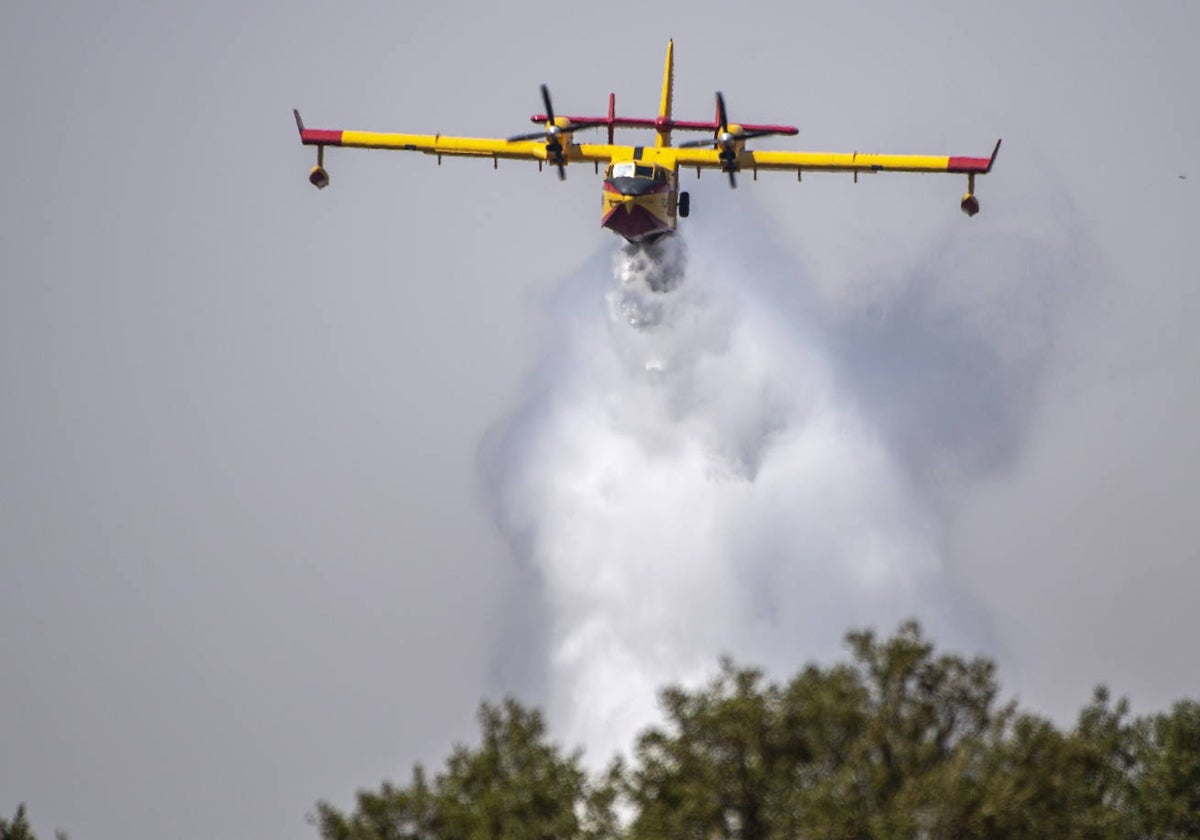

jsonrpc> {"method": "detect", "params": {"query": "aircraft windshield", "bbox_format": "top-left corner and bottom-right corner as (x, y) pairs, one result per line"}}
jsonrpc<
(610, 162), (660, 180)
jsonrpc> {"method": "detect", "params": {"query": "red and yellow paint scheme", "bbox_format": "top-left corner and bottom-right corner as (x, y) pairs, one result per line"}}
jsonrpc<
(295, 40), (1000, 243)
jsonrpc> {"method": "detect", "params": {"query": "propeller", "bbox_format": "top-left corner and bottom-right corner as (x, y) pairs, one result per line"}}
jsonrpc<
(678, 92), (791, 188)
(506, 85), (604, 180)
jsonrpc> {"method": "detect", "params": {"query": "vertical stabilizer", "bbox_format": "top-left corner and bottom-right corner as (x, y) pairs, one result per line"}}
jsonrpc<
(656, 39), (674, 148)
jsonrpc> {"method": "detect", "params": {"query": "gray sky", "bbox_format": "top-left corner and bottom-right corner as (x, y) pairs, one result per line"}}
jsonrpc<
(3, 2), (1199, 839)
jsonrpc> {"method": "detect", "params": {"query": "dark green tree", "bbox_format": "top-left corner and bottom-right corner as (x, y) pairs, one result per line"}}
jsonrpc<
(625, 620), (1011, 840)
(313, 698), (615, 840)
(1130, 699), (1200, 838)
(1067, 686), (1139, 838)
(0, 805), (35, 840)
(626, 659), (784, 840)
(0, 805), (64, 840)
(834, 621), (1008, 839)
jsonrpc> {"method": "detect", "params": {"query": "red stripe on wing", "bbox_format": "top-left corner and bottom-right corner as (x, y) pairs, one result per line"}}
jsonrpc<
(950, 141), (1002, 174)
(947, 156), (991, 172)
(300, 129), (344, 146)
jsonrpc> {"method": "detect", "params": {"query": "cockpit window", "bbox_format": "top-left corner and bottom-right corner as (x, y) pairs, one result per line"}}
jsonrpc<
(609, 162), (663, 181)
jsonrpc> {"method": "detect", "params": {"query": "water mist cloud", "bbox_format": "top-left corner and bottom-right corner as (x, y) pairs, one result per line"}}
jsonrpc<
(480, 230), (1019, 762)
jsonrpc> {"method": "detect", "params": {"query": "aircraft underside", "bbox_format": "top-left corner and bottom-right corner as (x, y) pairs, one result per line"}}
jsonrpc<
(602, 202), (672, 243)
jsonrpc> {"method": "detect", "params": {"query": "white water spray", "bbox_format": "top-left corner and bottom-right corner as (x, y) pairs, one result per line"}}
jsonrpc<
(486, 234), (975, 763)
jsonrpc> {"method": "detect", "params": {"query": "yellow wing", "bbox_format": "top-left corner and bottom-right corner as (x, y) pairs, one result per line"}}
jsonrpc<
(667, 139), (1000, 214)
(669, 141), (1001, 177)
(295, 109), (622, 167)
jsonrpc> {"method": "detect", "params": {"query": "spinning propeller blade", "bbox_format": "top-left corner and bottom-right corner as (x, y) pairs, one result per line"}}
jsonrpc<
(506, 129), (549, 142)
(716, 91), (729, 134)
(507, 84), (605, 179)
(677, 92), (796, 187)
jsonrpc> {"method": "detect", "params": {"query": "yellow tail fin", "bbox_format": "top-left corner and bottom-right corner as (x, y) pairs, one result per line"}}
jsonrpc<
(656, 39), (674, 148)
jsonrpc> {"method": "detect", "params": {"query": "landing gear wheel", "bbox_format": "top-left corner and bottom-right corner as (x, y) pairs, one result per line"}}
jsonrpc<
(678, 191), (690, 218)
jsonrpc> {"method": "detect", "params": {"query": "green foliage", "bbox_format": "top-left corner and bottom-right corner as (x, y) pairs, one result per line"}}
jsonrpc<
(0, 805), (64, 840)
(626, 620), (1013, 840)
(316, 622), (1200, 840)
(1130, 699), (1200, 838)
(0, 806), (35, 840)
(312, 698), (614, 840)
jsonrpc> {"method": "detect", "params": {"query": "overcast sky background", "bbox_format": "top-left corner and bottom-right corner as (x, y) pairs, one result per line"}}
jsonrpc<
(3, 2), (1199, 839)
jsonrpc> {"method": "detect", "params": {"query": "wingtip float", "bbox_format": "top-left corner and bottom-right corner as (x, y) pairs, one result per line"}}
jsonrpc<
(294, 45), (1000, 242)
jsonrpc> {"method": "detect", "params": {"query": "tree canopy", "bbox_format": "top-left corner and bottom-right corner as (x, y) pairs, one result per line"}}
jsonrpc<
(311, 698), (616, 840)
(0, 805), (66, 840)
(312, 621), (1200, 840)
(0, 806), (35, 840)
(14, 623), (1195, 839)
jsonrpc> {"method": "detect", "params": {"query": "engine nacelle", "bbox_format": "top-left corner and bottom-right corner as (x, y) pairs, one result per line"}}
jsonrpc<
(309, 165), (330, 190)
(960, 192), (980, 217)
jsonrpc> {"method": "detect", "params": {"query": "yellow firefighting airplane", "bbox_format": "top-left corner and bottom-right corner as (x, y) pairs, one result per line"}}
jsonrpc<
(294, 41), (999, 243)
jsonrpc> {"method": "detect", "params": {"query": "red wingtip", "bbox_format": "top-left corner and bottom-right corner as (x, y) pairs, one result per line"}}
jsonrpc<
(294, 110), (344, 146)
